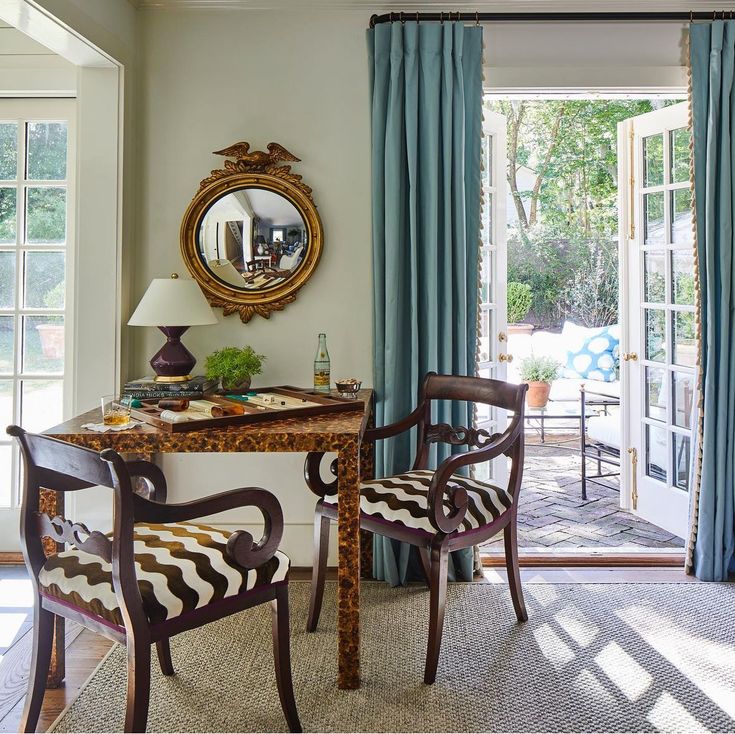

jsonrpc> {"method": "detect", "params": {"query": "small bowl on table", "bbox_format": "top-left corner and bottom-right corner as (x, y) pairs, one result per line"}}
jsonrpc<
(335, 379), (362, 399)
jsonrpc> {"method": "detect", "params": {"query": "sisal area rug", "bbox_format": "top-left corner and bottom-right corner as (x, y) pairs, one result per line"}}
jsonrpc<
(52, 581), (735, 733)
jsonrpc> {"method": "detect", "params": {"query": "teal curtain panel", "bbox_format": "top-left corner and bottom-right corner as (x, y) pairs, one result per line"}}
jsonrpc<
(368, 21), (484, 585)
(688, 20), (735, 581)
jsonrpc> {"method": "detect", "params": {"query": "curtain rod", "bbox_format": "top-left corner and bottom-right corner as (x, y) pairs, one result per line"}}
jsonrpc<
(369, 11), (730, 27)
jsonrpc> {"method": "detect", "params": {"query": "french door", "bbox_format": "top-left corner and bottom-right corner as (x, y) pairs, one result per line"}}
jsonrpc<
(477, 108), (509, 486)
(618, 102), (693, 539)
(0, 99), (75, 550)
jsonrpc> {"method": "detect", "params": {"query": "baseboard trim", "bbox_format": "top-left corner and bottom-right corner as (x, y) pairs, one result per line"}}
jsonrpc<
(0, 552), (23, 565)
(482, 552), (685, 567)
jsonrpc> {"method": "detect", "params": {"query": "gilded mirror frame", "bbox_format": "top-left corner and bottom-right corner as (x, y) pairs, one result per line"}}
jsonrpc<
(180, 142), (323, 323)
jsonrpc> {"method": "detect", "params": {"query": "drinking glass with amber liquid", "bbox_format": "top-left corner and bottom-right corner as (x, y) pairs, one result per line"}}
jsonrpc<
(101, 395), (132, 426)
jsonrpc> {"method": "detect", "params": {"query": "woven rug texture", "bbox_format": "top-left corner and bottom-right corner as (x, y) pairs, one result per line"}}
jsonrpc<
(52, 581), (735, 733)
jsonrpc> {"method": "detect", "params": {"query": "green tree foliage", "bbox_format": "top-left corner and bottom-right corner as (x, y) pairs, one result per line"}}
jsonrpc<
(507, 281), (532, 323)
(489, 98), (676, 328)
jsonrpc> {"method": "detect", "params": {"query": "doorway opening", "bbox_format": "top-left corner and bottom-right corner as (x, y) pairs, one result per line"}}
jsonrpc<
(478, 94), (693, 558)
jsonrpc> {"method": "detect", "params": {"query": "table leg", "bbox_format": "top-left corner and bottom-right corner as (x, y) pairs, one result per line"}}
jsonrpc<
(337, 438), (361, 689)
(39, 489), (65, 688)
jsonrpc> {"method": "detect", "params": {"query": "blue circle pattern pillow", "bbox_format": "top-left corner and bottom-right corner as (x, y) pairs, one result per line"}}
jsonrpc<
(565, 325), (620, 382)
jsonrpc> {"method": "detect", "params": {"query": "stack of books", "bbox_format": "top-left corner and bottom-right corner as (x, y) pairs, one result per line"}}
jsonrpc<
(123, 375), (217, 400)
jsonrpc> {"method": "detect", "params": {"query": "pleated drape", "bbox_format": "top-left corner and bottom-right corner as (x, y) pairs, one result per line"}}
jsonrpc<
(688, 20), (735, 580)
(368, 21), (484, 585)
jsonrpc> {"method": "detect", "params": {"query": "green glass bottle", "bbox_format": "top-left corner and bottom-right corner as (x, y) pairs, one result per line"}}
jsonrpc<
(313, 333), (331, 392)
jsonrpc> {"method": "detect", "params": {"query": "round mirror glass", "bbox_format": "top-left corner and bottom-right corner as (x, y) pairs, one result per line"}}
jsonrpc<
(197, 187), (308, 292)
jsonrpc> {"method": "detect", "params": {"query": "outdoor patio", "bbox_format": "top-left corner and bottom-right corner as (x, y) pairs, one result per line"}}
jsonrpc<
(482, 434), (686, 551)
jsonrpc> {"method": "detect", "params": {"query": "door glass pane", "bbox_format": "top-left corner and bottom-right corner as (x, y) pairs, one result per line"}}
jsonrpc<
(673, 311), (696, 367)
(0, 379), (12, 429)
(0, 315), (13, 374)
(22, 315), (64, 373)
(672, 252), (695, 305)
(673, 371), (694, 429)
(479, 308), (491, 364)
(21, 379), (62, 432)
(645, 367), (667, 422)
(0, 123), (17, 180)
(644, 192), (665, 245)
(480, 248), (492, 304)
(670, 128), (691, 183)
(645, 309), (666, 362)
(673, 433), (691, 492)
(643, 134), (664, 187)
(25, 187), (66, 243)
(483, 135), (493, 187)
(644, 252), (666, 303)
(0, 187), (16, 243)
(0, 444), (12, 507)
(23, 251), (65, 309)
(26, 122), (67, 181)
(0, 251), (14, 308)
(671, 189), (693, 244)
(646, 424), (668, 483)
(483, 192), (493, 243)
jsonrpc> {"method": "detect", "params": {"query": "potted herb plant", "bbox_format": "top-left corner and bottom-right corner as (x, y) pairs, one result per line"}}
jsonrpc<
(507, 281), (533, 336)
(519, 355), (561, 409)
(205, 345), (265, 393)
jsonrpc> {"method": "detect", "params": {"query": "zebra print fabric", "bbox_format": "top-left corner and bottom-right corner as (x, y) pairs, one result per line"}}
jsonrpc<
(38, 522), (289, 628)
(325, 470), (513, 536)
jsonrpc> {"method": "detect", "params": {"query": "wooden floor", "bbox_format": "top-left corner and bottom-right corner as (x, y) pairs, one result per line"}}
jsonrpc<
(0, 564), (699, 733)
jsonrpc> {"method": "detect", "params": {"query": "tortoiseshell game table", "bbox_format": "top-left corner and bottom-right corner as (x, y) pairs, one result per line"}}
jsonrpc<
(43, 388), (374, 690)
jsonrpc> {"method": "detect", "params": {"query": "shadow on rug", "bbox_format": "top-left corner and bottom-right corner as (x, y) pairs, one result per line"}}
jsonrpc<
(51, 581), (735, 733)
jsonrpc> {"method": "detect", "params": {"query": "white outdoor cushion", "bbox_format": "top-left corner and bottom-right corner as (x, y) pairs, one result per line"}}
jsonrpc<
(586, 413), (621, 449)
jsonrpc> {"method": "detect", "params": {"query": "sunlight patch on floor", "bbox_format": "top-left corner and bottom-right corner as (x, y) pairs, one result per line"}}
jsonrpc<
(594, 640), (653, 701)
(0, 578), (33, 608)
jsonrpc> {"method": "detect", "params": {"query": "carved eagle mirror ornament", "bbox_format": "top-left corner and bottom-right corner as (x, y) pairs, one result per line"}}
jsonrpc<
(180, 141), (323, 323)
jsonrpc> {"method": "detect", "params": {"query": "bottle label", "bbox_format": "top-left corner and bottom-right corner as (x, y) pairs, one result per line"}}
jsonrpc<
(314, 370), (330, 389)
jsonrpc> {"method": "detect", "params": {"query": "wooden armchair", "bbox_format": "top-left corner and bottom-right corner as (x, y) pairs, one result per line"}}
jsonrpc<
(304, 373), (528, 684)
(8, 426), (301, 734)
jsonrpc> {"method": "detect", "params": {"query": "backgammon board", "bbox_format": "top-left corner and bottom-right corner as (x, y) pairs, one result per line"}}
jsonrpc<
(130, 385), (364, 433)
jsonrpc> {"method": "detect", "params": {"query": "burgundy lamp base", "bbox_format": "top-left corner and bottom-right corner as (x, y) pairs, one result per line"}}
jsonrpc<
(150, 326), (196, 382)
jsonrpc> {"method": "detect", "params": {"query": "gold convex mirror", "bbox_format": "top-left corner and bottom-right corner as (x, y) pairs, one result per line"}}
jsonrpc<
(180, 141), (323, 322)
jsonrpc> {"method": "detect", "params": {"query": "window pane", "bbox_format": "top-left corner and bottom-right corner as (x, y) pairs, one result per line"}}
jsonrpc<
(0, 379), (13, 429)
(0, 187), (16, 243)
(480, 249), (492, 304)
(644, 252), (666, 303)
(673, 371), (694, 429)
(25, 187), (66, 243)
(22, 315), (64, 373)
(483, 192), (493, 244)
(478, 309), (491, 364)
(673, 433), (691, 491)
(646, 424), (668, 483)
(21, 379), (62, 432)
(23, 251), (64, 308)
(672, 252), (695, 305)
(0, 123), (17, 180)
(673, 311), (696, 368)
(0, 444), (12, 507)
(645, 367), (667, 422)
(670, 128), (691, 183)
(644, 134), (664, 187)
(0, 315), (14, 374)
(644, 192), (665, 245)
(483, 135), (493, 188)
(671, 189), (693, 245)
(0, 251), (14, 308)
(645, 309), (666, 362)
(26, 122), (67, 180)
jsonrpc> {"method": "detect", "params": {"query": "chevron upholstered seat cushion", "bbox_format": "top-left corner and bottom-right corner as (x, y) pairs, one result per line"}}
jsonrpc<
(324, 469), (513, 536)
(38, 522), (289, 628)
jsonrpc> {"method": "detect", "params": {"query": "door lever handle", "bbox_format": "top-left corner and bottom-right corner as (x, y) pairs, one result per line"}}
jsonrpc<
(622, 352), (639, 361)
(498, 353), (514, 363)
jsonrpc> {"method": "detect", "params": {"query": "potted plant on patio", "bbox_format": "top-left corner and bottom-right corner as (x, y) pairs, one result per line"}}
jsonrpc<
(205, 345), (265, 393)
(519, 354), (561, 409)
(507, 281), (533, 335)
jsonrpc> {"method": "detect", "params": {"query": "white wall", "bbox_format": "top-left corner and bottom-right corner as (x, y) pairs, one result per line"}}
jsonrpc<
(130, 8), (691, 565)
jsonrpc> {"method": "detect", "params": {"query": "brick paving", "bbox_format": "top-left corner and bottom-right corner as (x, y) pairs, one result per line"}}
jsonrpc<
(482, 436), (685, 550)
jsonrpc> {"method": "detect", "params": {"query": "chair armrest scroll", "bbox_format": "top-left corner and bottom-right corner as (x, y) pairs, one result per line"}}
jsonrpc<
(132, 487), (284, 569)
(363, 404), (424, 443)
(304, 452), (338, 498)
(126, 460), (167, 503)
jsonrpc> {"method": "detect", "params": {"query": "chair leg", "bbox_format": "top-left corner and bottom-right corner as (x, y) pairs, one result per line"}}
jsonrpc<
(418, 546), (432, 586)
(124, 637), (151, 733)
(20, 606), (55, 733)
(155, 638), (175, 676)
(272, 584), (302, 733)
(307, 508), (330, 632)
(424, 545), (449, 685)
(504, 517), (528, 623)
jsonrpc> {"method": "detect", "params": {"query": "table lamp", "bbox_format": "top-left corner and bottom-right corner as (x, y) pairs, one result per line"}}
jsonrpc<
(128, 273), (218, 382)
(254, 234), (267, 255)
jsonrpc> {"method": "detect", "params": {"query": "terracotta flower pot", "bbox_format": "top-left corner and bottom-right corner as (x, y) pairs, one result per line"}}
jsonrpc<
(525, 380), (551, 409)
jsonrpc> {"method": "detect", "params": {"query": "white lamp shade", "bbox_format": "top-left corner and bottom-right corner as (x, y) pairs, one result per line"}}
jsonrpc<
(128, 276), (219, 327)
